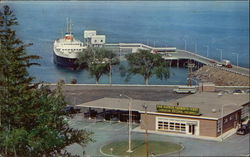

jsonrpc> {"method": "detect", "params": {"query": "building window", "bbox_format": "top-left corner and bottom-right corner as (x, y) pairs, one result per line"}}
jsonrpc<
(157, 119), (186, 133)
(230, 115), (233, 121)
(241, 105), (250, 120)
(224, 118), (228, 124)
(181, 124), (186, 132)
(217, 120), (222, 133)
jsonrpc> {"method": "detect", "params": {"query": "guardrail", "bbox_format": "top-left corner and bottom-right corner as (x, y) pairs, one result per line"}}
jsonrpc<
(105, 43), (176, 51)
(177, 50), (249, 77)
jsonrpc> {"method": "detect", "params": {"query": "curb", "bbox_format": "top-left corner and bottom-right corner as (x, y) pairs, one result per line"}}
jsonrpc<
(99, 140), (184, 157)
(99, 144), (115, 157)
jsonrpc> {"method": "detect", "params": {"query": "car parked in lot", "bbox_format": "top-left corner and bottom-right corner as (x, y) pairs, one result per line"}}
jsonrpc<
(64, 105), (81, 114)
(233, 89), (244, 95)
(237, 120), (250, 135)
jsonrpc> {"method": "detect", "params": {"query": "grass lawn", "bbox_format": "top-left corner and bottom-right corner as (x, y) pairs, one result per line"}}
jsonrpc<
(101, 140), (182, 157)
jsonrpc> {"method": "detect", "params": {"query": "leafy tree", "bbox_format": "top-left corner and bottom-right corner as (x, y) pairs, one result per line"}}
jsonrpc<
(0, 5), (92, 156)
(123, 49), (170, 85)
(77, 47), (119, 84)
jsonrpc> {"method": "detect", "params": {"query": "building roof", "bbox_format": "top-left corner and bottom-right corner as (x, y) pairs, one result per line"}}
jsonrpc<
(76, 92), (249, 119)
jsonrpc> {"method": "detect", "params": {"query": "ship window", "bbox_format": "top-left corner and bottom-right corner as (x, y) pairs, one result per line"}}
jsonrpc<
(101, 40), (103, 42)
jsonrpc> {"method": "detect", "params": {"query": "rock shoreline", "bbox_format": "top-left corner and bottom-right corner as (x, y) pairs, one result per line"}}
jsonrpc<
(194, 66), (249, 86)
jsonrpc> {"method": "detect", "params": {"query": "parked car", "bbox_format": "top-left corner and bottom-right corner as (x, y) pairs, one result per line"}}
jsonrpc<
(216, 63), (222, 67)
(64, 106), (81, 114)
(237, 120), (250, 135)
(233, 89), (244, 95)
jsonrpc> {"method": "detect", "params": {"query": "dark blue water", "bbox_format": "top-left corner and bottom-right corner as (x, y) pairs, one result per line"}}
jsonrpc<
(3, 1), (249, 85)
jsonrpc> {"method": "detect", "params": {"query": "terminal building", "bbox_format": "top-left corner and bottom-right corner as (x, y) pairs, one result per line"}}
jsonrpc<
(77, 90), (249, 138)
(84, 30), (106, 47)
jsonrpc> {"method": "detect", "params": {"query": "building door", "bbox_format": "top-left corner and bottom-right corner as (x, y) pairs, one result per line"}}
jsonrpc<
(192, 125), (195, 135)
(188, 124), (195, 135)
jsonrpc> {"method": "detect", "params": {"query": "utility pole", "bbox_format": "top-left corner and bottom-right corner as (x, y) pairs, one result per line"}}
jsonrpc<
(187, 62), (195, 86)
(217, 48), (223, 61)
(109, 60), (112, 85)
(183, 39), (187, 51)
(143, 104), (149, 157)
(232, 53), (239, 67)
(195, 40), (197, 53)
(205, 45), (209, 57)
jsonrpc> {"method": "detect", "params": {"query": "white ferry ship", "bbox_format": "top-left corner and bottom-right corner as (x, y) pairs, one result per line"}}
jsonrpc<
(53, 20), (87, 69)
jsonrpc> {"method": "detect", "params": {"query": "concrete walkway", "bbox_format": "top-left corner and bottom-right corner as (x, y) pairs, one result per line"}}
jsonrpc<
(132, 126), (237, 142)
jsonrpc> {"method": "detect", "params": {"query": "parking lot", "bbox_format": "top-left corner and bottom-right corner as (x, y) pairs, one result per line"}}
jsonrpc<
(66, 115), (250, 157)
(66, 115), (139, 156)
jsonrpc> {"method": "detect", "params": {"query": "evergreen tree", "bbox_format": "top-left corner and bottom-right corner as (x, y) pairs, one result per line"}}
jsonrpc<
(0, 5), (92, 156)
(122, 49), (170, 85)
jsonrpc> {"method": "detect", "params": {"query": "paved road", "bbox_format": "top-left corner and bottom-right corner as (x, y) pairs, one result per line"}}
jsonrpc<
(164, 50), (249, 77)
(66, 117), (250, 157)
(49, 84), (188, 106)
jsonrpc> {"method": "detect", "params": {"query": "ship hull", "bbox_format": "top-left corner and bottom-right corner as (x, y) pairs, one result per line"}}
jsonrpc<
(53, 52), (78, 69)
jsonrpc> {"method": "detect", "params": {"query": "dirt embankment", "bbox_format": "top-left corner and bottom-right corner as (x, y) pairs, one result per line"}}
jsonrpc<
(194, 66), (249, 86)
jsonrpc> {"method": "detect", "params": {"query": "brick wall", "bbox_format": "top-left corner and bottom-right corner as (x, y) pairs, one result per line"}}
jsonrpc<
(198, 83), (215, 92)
(140, 112), (241, 137)
(217, 110), (241, 136)
(199, 119), (217, 137)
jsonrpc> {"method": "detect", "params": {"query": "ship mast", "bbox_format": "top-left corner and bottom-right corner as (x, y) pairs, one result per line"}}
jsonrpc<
(66, 18), (69, 34)
(69, 19), (72, 35)
(66, 18), (73, 35)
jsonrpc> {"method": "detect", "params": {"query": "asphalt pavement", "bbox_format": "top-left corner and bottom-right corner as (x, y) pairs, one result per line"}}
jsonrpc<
(66, 115), (250, 157)
(48, 84), (187, 106)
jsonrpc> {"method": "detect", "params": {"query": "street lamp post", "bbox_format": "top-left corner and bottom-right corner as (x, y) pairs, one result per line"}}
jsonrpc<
(142, 104), (149, 157)
(232, 53), (239, 67)
(217, 48), (223, 61)
(120, 94), (133, 153)
(220, 104), (238, 142)
(205, 45), (209, 57)
(109, 59), (112, 85)
(195, 40), (197, 54)
(183, 39), (187, 51)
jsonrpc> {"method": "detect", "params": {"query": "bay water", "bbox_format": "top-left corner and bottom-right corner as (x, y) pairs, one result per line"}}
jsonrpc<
(3, 1), (249, 85)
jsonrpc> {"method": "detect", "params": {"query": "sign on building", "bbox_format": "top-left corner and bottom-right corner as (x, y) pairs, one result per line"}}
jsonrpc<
(156, 105), (200, 116)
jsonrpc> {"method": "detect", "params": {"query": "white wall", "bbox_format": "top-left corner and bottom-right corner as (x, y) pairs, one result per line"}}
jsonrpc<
(91, 35), (106, 45)
(84, 30), (96, 38)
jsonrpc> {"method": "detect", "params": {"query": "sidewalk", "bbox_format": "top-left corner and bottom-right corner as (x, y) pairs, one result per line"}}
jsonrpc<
(132, 126), (237, 142)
